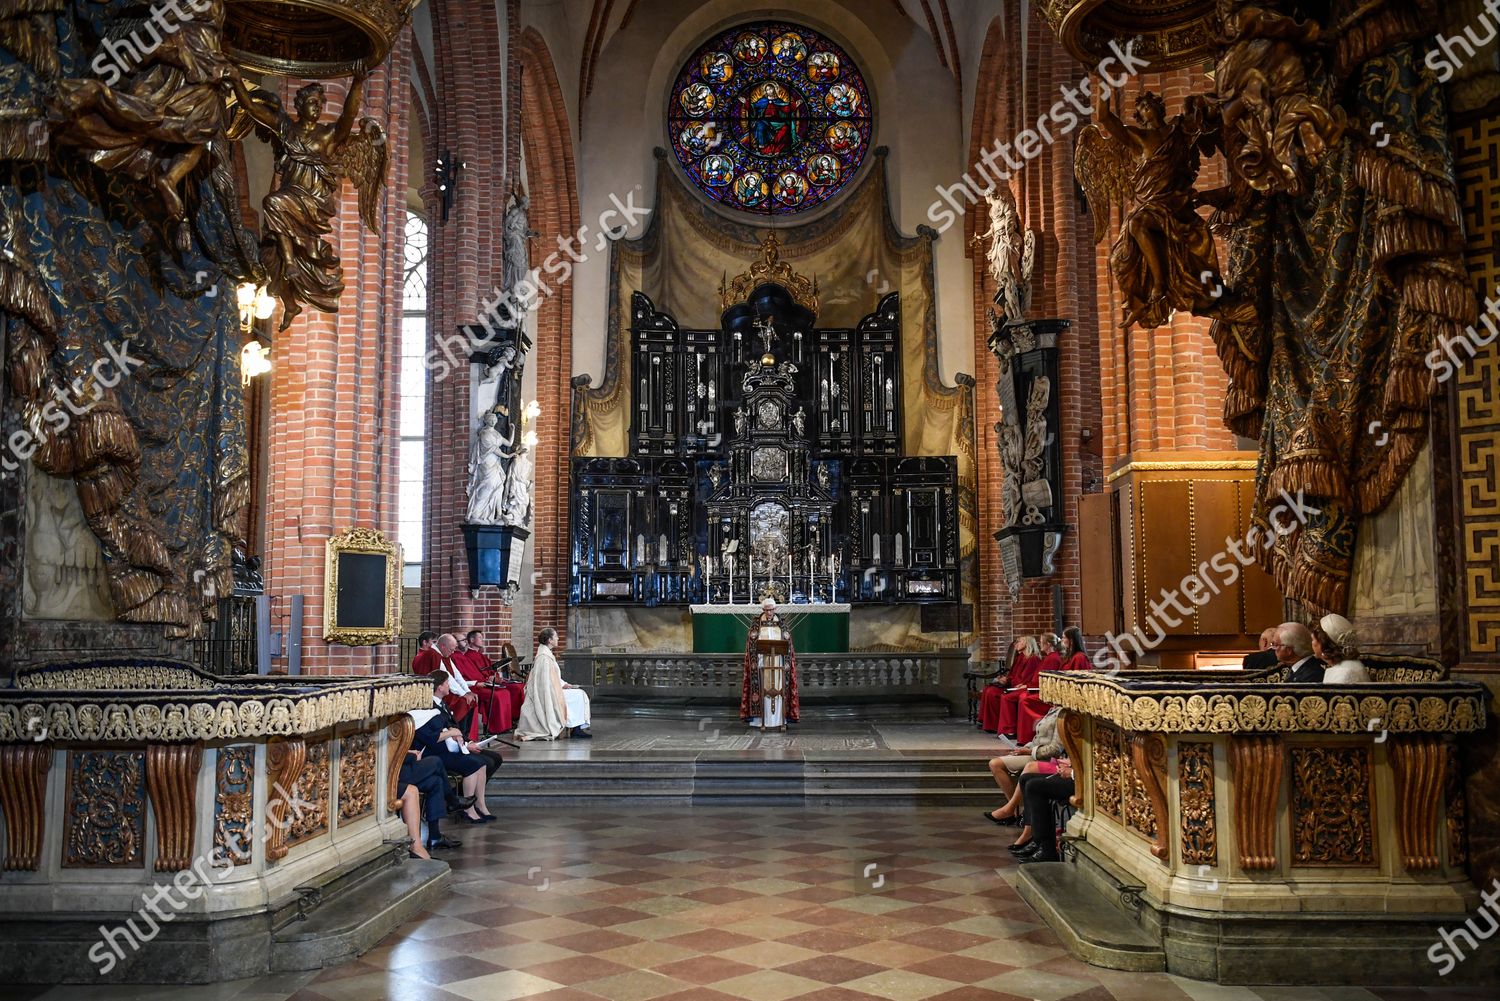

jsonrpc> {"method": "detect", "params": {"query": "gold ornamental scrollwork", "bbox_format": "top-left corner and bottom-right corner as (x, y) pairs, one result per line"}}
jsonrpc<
(718, 233), (819, 313)
(1038, 0), (1220, 72)
(224, 0), (423, 78)
(323, 526), (403, 646)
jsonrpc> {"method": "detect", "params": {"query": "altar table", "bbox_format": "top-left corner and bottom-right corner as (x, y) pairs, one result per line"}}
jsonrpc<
(689, 603), (850, 653)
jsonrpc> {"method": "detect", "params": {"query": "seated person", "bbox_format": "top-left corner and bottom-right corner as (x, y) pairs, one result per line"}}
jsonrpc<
(1243, 626), (1281, 670)
(465, 629), (526, 729)
(1015, 627), (1089, 743)
(517, 627), (592, 740)
(986, 704), (1065, 829)
(395, 746), (455, 855)
(410, 630), (439, 675)
(1275, 622), (1325, 683)
(447, 628), (514, 735)
(1315, 613), (1370, 683)
(429, 633), (482, 739)
(999, 633), (1060, 741)
(412, 672), (498, 824)
(978, 637), (1027, 733)
(1015, 759), (1074, 864)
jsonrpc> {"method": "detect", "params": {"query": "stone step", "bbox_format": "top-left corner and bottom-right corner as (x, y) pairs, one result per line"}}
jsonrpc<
(1014, 858), (1165, 973)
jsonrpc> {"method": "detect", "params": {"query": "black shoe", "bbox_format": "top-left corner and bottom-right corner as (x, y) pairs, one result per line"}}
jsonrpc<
(1018, 849), (1061, 864)
(426, 836), (462, 849)
(571, 727), (593, 739)
(455, 812), (485, 824)
(477, 813), (498, 823)
(1008, 841), (1037, 856)
(983, 811), (1016, 827)
(450, 794), (476, 810)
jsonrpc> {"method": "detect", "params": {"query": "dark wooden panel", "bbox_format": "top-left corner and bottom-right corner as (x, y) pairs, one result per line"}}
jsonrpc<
(1194, 480), (1243, 635)
(1138, 480), (1193, 633)
(1079, 492), (1117, 636)
(1239, 479), (1285, 629)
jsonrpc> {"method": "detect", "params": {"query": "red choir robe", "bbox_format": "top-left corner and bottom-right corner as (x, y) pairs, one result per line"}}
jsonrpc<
(996, 654), (1045, 738)
(470, 648), (527, 723)
(411, 647), (440, 676)
(455, 649), (517, 734)
(977, 651), (1021, 732)
(1014, 650), (1069, 744)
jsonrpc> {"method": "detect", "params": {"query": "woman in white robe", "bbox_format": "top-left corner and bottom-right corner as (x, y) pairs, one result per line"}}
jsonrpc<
(516, 628), (592, 739)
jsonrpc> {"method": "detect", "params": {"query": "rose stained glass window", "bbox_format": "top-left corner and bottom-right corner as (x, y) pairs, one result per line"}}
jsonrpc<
(668, 21), (872, 215)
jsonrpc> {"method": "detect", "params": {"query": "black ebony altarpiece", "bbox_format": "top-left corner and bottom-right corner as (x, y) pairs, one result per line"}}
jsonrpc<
(570, 244), (959, 608)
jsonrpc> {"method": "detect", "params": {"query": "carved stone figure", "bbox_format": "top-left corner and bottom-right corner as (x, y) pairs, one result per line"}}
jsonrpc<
(501, 439), (536, 527)
(231, 71), (387, 329)
(1076, 91), (1231, 330)
(734, 404), (748, 436)
(792, 406), (806, 436)
(465, 412), (513, 525)
(974, 188), (1037, 324)
(503, 183), (538, 305)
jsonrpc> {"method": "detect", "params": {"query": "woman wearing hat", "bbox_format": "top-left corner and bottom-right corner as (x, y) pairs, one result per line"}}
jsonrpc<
(1313, 613), (1371, 683)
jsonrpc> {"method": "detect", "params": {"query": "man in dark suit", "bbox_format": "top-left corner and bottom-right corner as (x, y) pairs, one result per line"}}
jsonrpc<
(1242, 626), (1281, 671)
(1275, 622), (1325, 683)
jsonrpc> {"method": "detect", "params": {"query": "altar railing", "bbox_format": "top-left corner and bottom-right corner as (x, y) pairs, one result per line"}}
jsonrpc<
(564, 650), (971, 708)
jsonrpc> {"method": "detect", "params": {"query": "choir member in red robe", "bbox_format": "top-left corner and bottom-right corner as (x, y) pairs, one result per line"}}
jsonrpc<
(410, 631), (439, 675)
(1017, 627), (1089, 743)
(452, 629), (516, 734)
(430, 633), (482, 740)
(998, 634), (1057, 740)
(978, 637), (1029, 733)
(466, 630), (526, 725)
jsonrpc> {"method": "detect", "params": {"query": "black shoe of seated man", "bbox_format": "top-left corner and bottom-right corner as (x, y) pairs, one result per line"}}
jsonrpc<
(571, 726), (593, 739)
(1008, 841), (1039, 857)
(1018, 848), (1061, 864)
(426, 836), (462, 849)
(449, 794), (477, 812)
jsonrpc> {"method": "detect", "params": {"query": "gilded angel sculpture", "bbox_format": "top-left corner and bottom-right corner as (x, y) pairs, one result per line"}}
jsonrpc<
(230, 72), (387, 329)
(1076, 92), (1231, 330)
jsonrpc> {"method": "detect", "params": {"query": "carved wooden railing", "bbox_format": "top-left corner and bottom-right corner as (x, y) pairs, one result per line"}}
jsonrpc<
(566, 650), (971, 703)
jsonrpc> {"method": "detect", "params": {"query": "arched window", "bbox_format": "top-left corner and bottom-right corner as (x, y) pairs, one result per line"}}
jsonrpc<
(399, 212), (429, 587)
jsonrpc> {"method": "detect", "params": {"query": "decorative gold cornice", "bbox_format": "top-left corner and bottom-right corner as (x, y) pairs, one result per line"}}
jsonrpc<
(1105, 459), (1259, 484)
(718, 233), (820, 314)
(0, 668), (429, 743)
(1038, 0), (1220, 72)
(1039, 672), (1488, 735)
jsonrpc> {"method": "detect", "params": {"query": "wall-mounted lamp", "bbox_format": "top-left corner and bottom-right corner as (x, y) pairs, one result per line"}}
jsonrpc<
(241, 341), (272, 385)
(236, 282), (275, 332)
(434, 151), (467, 223)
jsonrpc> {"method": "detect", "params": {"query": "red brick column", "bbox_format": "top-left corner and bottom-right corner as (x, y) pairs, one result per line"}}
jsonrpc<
(515, 27), (580, 645)
(262, 32), (413, 674)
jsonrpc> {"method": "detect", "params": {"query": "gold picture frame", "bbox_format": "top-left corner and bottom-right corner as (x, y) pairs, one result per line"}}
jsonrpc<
(323, 527), (403, 645)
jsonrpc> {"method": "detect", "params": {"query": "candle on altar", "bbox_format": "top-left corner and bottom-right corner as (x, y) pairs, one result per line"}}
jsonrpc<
(726, 555), (734, 604)
(872, 533), (881, 565)
(895, 534), (904, 566)
(787, 554), (793, 598)
(748, 555), (754, 602)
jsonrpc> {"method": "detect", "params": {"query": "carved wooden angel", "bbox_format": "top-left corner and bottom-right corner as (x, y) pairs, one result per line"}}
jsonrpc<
(230, 72), (387, 329)
(1076, 92), (1231, 330)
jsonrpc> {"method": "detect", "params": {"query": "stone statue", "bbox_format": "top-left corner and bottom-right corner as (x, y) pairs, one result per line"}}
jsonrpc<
(792, 406), (806, 436)
(230, 71), (387, 329)
(501, 437), (536, 527)
(1076, 91), (1231, 330)
(503, 183), (538, 308)
(465, 412), (513, 525)
(734, 404), (748, 436)
(974, 188), (1036, 324)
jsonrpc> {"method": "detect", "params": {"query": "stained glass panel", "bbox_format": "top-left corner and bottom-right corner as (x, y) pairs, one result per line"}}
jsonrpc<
(668, 21), (873, 216)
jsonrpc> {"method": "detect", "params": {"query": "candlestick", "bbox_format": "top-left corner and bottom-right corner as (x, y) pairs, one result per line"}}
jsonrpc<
(659, 533), (669, 565)
(895, 534), (903, 567)
(787, 554), (793, 601)
(726, 555), (735, 605)
(749, 555), (754, 603)
(872, 533), (881, 565)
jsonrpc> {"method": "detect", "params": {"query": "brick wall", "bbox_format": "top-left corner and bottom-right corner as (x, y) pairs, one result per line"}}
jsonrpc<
(262, 31), (413, 674)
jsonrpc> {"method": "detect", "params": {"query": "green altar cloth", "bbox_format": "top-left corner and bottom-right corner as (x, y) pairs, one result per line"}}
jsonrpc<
(689, 603), (850, 653)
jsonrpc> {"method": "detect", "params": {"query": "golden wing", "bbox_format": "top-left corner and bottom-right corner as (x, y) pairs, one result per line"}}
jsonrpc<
(1074, 124), (1132, 245)
(338, 118), (388, 231)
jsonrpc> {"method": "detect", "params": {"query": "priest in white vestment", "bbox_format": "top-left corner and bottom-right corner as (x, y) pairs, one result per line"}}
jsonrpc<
(516, 627), (593, 740)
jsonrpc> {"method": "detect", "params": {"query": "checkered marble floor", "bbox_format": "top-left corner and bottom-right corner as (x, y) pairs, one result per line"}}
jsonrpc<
(10, 808), (1494, 1001)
